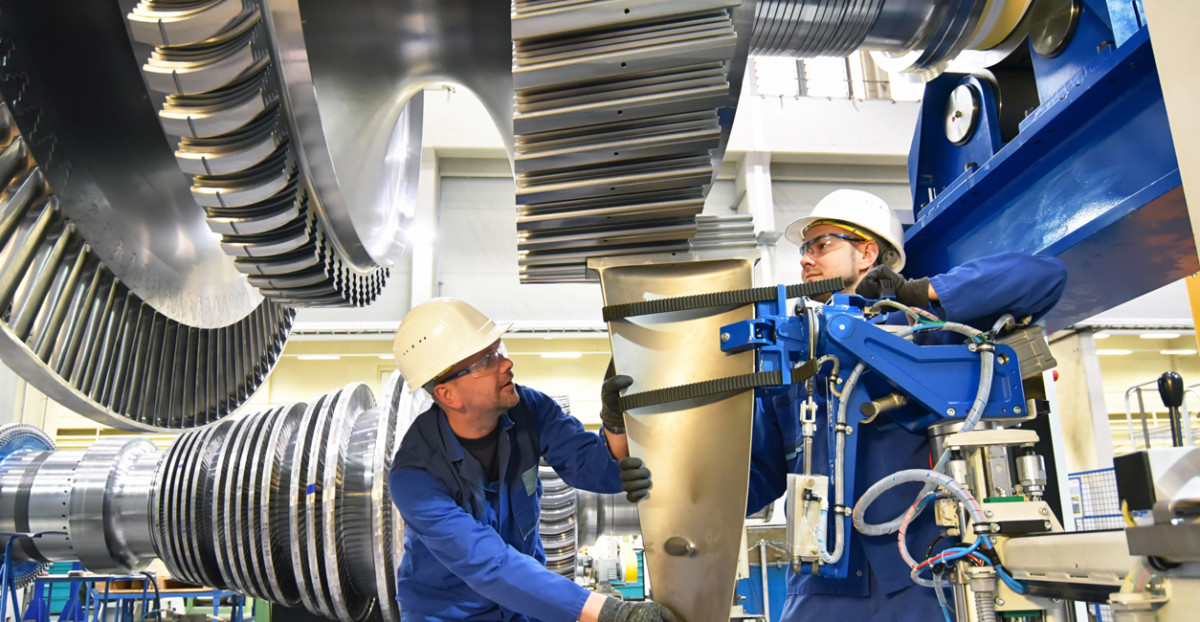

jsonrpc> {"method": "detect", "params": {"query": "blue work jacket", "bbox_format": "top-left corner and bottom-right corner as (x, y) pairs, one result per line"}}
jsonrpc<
(388, 384), (624, 621)
(748, 253), (1067, 619)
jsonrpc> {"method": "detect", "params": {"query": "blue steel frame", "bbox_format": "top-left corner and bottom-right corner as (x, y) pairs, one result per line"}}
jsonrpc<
(722, 289), (1025, 578)
(903, 1), (1193, 331)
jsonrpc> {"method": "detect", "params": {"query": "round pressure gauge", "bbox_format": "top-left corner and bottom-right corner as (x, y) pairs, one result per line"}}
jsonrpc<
(944, 83), (981, 146)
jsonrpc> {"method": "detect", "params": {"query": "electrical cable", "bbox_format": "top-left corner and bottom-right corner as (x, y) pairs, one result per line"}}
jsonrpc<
(854, 319), (994, 537)
(932, 568), (955, 622)
(1121, 499), (1136, 527)
(141, 571), (162, 621)
(816, 360), (865, 565)
(925, 530), (951, 560)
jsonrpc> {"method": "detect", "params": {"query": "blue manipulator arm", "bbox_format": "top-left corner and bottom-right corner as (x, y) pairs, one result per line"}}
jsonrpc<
(723, 290), (1026, 580)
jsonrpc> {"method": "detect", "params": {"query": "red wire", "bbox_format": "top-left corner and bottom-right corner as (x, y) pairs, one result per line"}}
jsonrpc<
(915, 550), (955, 571)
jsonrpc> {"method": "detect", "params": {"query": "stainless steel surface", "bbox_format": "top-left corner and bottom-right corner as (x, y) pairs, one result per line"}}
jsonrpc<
(0, 424), (55, 587)
(0, 380), (407, 621)
(591, 250), (758, 621)
(323, 385), (375, 622)
(0, 0), (260, 327)
(575, 489), (644, 549)
(750, 0), (1034, 79)
(751, 0), (888, 56)
(539, 463), (581, 577)
(263, 403), (306, 607)
(512, 0), (756, 283)
(1028, 0), (1080, 58)
(0, 96), (292, 431)
(124, 0), (397, 307)
(68, 438), (158, 573)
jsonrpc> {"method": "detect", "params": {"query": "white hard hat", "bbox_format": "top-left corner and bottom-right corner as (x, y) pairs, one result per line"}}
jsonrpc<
(782, 189), (906, 271)
(393, 298), (511, 393)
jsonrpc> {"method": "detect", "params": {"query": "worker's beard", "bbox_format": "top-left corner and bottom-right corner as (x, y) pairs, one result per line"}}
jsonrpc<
(805, 266), (861, 302)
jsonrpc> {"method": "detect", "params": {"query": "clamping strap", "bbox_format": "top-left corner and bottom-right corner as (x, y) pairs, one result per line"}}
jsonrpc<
(601, 277), (845, 322)
(619, 359), (820, 411)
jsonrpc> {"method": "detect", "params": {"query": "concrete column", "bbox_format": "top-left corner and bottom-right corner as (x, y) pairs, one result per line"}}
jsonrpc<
(0, 363), (19, 425)
(410, 146), (439, 306)
(1048, 331), (1116, 472)
(736, 151), (778, 286)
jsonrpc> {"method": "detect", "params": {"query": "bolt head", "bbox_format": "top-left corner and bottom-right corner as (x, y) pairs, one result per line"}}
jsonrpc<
(985, 510), (994, 517)
(995, 598), (1005, 606)
(1039, 507), (1049, 515)
(991, 523), (1001, 533)
(721, 333), (730, 342)
(1014, 406), (1023, 414)
(947, 408), (957, 416)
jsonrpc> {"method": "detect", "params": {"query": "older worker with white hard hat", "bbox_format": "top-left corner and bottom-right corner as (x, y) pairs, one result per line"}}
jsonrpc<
(387, 297), (676, 622)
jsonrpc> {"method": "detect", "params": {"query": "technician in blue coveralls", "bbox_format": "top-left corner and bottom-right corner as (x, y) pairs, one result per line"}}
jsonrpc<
(748, 190), (1068, 622)
(388, 297), (677, 622)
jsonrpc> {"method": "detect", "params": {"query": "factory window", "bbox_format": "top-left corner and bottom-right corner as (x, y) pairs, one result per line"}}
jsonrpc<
(750, 53), (923, 103)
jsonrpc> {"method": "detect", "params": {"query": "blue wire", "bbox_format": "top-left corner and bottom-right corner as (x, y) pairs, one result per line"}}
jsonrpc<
(995, 565), (1026, 594)
(933, 570), (954, 622)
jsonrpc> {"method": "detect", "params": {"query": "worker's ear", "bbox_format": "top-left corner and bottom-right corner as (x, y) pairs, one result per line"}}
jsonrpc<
(432, 383), (462, 410)
(856, 240), (880, 272)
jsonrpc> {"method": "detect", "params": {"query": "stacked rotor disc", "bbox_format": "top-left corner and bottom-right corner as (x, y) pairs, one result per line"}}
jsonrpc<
(0, 376), (408, 622)
(149, 381), (404, 621)
(126, 0), (390, 307)
(511, 0), (753, 283)
(539, 461), (581, 577)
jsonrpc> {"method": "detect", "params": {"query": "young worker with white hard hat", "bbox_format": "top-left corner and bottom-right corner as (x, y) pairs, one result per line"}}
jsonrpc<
(751, 189), (1068, 621)
(388, 297), (675, 622)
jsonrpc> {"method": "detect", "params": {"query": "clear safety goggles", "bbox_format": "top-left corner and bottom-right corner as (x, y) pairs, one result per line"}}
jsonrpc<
(799, 232), (868, 258)
(440, 340), (508, 383)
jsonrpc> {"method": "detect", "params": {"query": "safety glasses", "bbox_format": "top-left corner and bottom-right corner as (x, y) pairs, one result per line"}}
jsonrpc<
(440, 341), (508, 383)
(799, 232), (867, 258)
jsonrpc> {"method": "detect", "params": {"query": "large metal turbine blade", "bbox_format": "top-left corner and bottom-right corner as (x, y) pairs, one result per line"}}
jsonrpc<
(0, 99), (293, 431)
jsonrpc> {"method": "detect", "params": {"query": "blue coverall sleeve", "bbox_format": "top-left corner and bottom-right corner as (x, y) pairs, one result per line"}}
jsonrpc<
(389, 467), (591, 621)
(747, 395), (789, 515)
(532, 391), (624, 494)
(927, 253), (1067, 327)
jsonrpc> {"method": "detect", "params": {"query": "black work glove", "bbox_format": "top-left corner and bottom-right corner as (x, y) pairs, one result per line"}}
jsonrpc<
(855, 265), (931, 308)
(598, 598), (679, 622)
(601, 374), (633, 433)
(618, 456), (652, 503)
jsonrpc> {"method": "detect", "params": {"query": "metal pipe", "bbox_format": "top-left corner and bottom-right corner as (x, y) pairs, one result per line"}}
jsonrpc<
(1137, 387), (1152, 448)
(759, 539), (772, 622)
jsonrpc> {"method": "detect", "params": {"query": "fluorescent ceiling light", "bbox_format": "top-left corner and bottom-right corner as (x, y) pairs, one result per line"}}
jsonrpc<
(541, 352), (582, 359)
(1161, 349), (1196, 356)
(1092, 332), (1110, 340)
(297, 354), (341, 361)
(1139, 333), (1180, 340)
(1096, 349), (1132, 356)
(379, 354), (394, 360)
